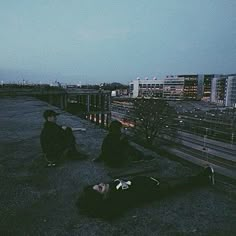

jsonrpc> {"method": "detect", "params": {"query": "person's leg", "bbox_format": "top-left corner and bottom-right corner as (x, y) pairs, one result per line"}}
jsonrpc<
(122, 141), (144, 162)
(162, 166), (215, 193)
(44, 153), (58, 167)
(64, 127), (76, 146)
(150, 166), (215, 198)
(122, 141), (155, 162)
(63, 127), (87, 160)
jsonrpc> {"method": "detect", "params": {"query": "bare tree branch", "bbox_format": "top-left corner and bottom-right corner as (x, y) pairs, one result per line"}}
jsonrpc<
(132, 98), (177, 145)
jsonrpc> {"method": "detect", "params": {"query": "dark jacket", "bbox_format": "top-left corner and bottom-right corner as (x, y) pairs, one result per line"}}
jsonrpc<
(108, 176), (161, 201)
(40, 121), (67, 160)
(100, 133), (130, 167)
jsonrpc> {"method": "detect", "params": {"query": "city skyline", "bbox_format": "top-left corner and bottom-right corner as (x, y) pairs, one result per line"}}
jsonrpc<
(0, 0), (236, 84)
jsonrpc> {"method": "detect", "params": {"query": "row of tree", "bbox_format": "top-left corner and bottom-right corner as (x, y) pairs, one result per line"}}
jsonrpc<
(81, 82), (128, 91)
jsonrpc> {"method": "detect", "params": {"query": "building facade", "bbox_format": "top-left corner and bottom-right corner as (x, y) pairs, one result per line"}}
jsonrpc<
(178, 74), (204, 100)
(129, 74), (236, 107)
(225, 75), (236, 107)
(163, 76), (184, 100)
(210, 76), (227, 105)
(129, 78), (164, 98)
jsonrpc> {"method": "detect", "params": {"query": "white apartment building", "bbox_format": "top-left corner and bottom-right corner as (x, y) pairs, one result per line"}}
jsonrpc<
(129, 78), (164, 98)
(210, 76), (226, 105)
(129, 76), (184, 100)
(225, 75), (236, 107)
(210, 75), (236, 107)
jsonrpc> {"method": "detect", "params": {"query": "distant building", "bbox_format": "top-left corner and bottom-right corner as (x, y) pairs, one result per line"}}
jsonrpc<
(66, 84), (81, 88)
(210, 74), (236, 107)
(111, 91), (117, 97)
(225, 75), (236, 107)
(129, 73), (236, 107)
(129, 76), (188, 100)
(111, 89), (128, 97)
(210, 76), (227, 105)
(178, 75), (199, 100)
(163, 76), (184, 100)
(129, 78), (164, 98)
(178, 74), (205, 100)
(178, 74), (218, 101)
(203, 74), (216, 101)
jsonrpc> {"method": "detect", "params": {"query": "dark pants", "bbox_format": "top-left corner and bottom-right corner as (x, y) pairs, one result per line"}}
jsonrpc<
(45, 128), (77, 163)
(129, 172), (209, 205)
(150, 173), (208, 199)
(103, 141), (144, 168)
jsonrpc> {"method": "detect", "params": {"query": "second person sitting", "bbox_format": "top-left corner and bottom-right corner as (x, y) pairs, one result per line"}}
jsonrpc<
(95, 120), (153, 168)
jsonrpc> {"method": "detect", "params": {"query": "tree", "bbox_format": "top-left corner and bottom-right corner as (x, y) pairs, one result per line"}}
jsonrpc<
(131, 98), (177, 146)
(102, 82), (128, 91)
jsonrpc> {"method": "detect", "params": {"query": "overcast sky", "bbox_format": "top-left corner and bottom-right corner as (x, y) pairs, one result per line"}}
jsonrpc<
(0, 0), (235, 85)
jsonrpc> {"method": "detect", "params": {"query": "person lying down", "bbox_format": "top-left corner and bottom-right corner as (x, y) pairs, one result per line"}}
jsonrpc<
(76, 166), (215, 219)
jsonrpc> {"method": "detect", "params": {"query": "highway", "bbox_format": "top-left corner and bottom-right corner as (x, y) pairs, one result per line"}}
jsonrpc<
(177, 131), (236, 157)
(163, 131), (236, 180)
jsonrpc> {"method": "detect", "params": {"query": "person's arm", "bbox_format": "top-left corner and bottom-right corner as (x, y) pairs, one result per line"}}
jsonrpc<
(61, 125), (86, 132)
(71, 127), (86, 132)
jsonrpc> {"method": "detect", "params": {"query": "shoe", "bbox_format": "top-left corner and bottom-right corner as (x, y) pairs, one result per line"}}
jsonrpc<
(204, 166), (215, 185)
(47, 162), (56, 167)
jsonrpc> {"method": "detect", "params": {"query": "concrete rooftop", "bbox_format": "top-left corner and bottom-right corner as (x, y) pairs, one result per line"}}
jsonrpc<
(0, 97), (236, 236)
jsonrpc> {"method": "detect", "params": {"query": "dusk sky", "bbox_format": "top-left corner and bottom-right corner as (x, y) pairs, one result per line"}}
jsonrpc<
(0, 0), (235, 85)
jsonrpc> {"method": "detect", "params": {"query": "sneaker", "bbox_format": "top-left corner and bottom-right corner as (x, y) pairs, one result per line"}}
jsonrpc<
(204, 166), (215, 185)
(47, 162), (56, 167)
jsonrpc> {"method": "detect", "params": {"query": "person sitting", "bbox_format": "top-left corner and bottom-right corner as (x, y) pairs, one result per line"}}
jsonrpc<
(76, 166), (215, 219)
(95, 120), (153, 168)
(40, 109), (85, 166)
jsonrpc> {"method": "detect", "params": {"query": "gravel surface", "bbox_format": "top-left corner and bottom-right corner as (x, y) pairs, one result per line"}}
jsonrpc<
(0, 96), (235, 236)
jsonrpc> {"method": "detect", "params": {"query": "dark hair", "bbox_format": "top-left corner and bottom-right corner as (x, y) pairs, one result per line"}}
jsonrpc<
(109, 120), (122, 134)
(43, 110), (60, 120)
(76, 185), (105, 217)
(76, 184), (125, 219)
